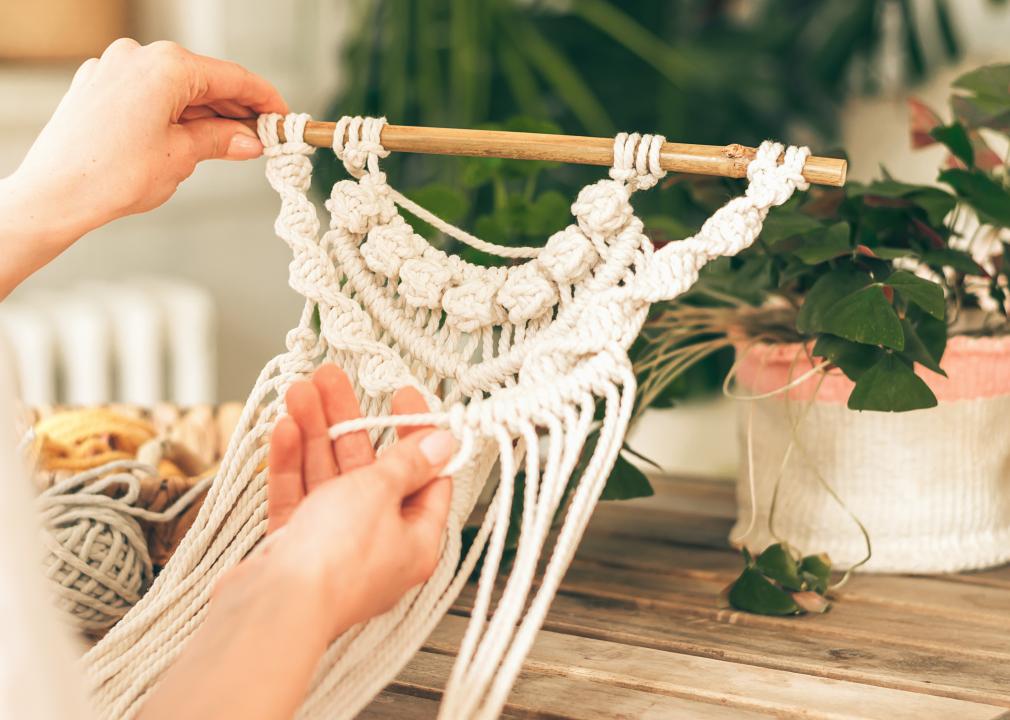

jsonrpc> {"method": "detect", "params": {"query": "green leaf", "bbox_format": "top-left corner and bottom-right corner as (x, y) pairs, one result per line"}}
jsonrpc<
(474, 213), (510, 246)
(921, 248), (986, 275)
(600, 453), (655, 501)
(644, 215), (693, 243)
(727, 567), (799, 616)
(938, 169), (1010, 227)
(404, 184), (470, 240)
(898, 317), (946, 376)
(460, 157), (503, 189)
(911, 307), (948, 363)
(811, 334), (882, 381)
(310, 305), (321, 334)
(820, 285), (904, 350)
(930, 123), (974, 167)
(913, 190), (958, 227)
(755, 543), (803, 591)
(760, 211), (824, 246)
(848, 181), (956, 226)
(799, 553), (832, 594)
(847, 353), (938, 412)
(792, 222), (852, 264)
(524, 191), (570, 238)
(872, 247), (919, 260)
(884, 270), (945, 320)
(796, 269), (872, 335)
(953, 63), (1010, 104)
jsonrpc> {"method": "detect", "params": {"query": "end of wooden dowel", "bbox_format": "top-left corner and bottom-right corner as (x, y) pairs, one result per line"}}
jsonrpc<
(238, 117), (259, 134)
(805, 156), (847, 188)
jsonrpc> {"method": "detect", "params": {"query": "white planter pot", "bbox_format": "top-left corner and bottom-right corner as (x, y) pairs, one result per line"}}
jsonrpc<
(731, 336), (1010, 573)
(625, 399), (739, 478)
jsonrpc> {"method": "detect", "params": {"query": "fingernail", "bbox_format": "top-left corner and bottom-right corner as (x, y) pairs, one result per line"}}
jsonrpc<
(227, 133), (262, 159)
(419, 430), (457, 468)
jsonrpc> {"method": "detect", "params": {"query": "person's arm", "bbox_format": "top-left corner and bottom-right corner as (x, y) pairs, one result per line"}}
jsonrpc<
(140, 366), (455, 720)
(0, 38), (287, 298)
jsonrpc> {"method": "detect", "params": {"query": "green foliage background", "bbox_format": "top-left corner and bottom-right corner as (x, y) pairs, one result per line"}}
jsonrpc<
(316, 0), (964, 258)
(311, 1), (1010, 507)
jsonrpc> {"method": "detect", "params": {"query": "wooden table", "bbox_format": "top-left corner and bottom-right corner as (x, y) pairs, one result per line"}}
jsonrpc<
(362, 476), (1010, 719)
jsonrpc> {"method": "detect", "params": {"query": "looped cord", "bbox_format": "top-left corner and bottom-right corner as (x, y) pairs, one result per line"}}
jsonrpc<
(389, 188), (542, 259)
(87, 110), (815, 720)
(746, 142), (811, 205)
(609, 132), (667, 191)
(257, 112), (313, 156)
(333, 115), (391, 177)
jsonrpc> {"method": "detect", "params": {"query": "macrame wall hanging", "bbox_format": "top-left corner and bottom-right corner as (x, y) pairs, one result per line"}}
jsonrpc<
(83, 113), (823, 719)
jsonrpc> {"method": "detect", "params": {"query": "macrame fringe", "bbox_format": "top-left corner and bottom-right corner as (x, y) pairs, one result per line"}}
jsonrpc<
(82, 112), (810, 719)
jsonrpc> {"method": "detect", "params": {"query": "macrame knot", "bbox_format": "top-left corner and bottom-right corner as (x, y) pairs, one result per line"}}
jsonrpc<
(326, 174), (397, 235)
(357, 353), (408, 395)
(571, 179), (633, 237)
(609, 132), (667, 191)
(275, 158), (314, 193)
(497, 266), (558, 323)
(537, 225), (598, 285)
(285, 324), (322, 355)
(399, 254), (454, 308)
(745, 141), (811, 206)
(360, 217), (426, 277)
(288, 242), (338, 302)
(443, 275), (506, 332)
(103, 112), (817, 720)
(320, 304), (374, 341)
(333, 115), (390, 178)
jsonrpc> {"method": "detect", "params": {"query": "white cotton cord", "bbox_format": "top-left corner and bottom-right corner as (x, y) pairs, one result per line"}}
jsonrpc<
(332, 115), (390, 177)
(442, 427), (518, 713)
(477, 366), (637, 720)
(389, 187), (542, 259)
(450, 421), (541, 712)
(609, 132), (667, 191)
(81, 114), (809, 720)
(326, 410), (477, 477)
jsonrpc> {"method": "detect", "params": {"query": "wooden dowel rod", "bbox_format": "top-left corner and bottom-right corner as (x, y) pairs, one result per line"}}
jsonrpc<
(244, 118), (847, 187)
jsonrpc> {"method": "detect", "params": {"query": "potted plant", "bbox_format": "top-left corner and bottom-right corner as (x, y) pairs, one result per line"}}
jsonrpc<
(634, 64), (1010, 576)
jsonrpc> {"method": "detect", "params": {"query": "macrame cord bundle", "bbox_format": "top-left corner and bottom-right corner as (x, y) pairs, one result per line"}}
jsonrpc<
(83, 112), (810, 719)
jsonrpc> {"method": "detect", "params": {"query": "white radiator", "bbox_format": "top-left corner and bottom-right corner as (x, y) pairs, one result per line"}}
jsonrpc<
(0, 277), (216, 406)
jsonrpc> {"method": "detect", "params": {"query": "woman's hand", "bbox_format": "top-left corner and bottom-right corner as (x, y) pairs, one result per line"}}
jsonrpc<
(0, 38), (287, 297)
(141, 365), (455, 720)
(260, 364), (456, 639)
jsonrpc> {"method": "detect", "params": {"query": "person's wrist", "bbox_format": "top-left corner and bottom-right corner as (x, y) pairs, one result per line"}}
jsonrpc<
(215, 535), (346, 645)
(2, 166), (111, 248)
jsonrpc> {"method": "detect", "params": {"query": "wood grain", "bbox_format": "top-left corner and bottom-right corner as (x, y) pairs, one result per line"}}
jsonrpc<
(251, 118), (848, 187)
(361, 474), (1009, 718)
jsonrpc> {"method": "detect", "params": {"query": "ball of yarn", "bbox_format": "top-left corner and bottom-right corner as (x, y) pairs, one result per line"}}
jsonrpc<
(36, 464), (156, 634)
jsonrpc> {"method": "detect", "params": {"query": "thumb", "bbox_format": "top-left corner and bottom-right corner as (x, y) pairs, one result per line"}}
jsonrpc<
(354, 429), (458, 500)
(179, 116), (263, 161)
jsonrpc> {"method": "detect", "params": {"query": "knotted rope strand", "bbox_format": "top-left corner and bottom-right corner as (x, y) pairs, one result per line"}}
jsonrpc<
(83, 113), (809, 720)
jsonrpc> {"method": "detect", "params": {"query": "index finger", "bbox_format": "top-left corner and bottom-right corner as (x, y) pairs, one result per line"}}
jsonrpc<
(184, 49), (289, 115)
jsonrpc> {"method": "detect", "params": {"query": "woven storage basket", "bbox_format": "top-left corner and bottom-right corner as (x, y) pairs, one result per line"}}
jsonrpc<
(731, 335), (1010, 573)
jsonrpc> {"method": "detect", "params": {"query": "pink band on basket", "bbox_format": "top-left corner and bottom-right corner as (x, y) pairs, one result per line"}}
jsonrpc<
(734, 334), (1010, 404)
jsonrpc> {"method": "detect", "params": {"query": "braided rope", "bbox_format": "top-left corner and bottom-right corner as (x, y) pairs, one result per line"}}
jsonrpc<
(84, 114), (809, 719)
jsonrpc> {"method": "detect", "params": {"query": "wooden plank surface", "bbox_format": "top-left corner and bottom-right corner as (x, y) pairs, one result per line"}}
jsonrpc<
(367, 476), (1010, 719)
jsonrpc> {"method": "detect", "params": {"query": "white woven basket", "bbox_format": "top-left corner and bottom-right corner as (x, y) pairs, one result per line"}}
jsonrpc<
(731, 335), (1010, 574)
